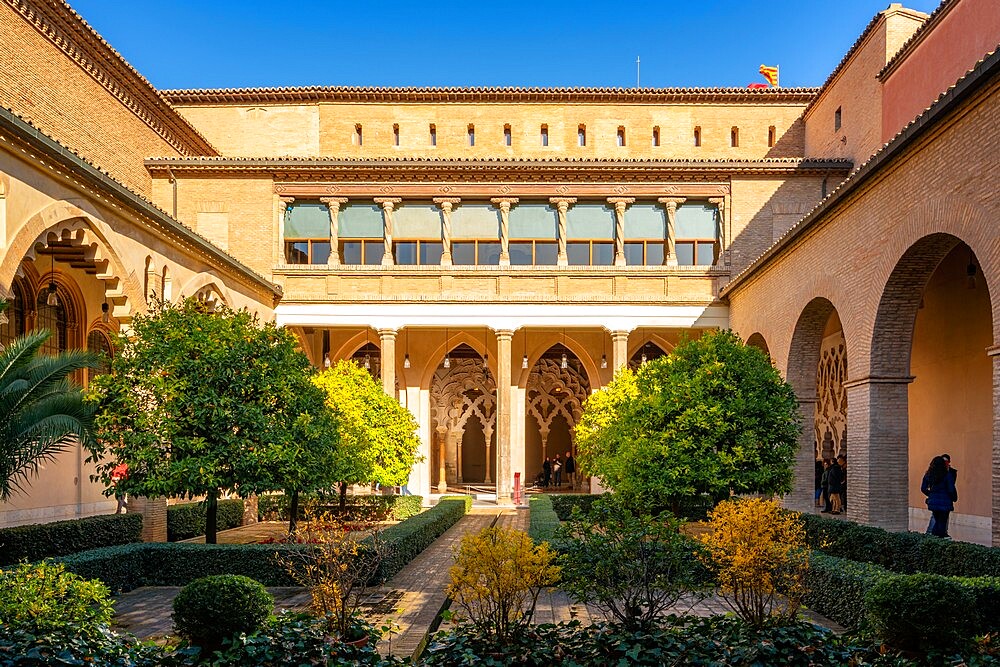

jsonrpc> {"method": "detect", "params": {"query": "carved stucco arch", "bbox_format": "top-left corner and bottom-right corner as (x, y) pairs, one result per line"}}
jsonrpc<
(418, 331), (489, 390)
(4, 200), (144, 322)
(516, 332), (599, 390)
(430, 358), (497, 437)
(526, 357), (590, 441)
(176, 273), (233, 309)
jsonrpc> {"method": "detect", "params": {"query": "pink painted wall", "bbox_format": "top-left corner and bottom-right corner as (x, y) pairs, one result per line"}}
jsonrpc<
(882, 0), (1000, 142)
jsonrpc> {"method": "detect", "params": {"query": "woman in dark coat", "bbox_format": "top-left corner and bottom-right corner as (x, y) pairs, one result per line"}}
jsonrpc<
(921, 455), (957, 538)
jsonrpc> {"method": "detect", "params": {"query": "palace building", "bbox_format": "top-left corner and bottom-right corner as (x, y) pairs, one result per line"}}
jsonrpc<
(1, 0), (998, 544)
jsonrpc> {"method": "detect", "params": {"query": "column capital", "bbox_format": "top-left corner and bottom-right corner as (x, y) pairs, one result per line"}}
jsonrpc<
(609, 329), (632, 341)
(433, 197), (461, 208)
(493, 328), (515, 341)
(320, 196), (349, 208)
(843, 375), (915, 389)
(657, 196), (686, 210)
(606, 197), (635, 206)
(374, 197), (402, 210)
(376, 328), (398, 340)
(490, 197), (519, 209)
(549, 197), (577, 211)
(708, 196), (726, 207)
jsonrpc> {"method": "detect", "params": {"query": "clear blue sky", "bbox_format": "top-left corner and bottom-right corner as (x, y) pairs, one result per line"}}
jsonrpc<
(69, 0), (941, 90)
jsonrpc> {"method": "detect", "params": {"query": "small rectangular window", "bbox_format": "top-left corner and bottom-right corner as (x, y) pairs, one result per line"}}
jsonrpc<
(541, 125), (549, 147)
(652, 126), (660, 147)
(578, 125), (586, 147)
(730, 127), (739, 147)
(693, 126), (702, 147)
(617, 126), (626, 147)
(393, 123), (400, 146)
(429, 124), (437, 146)
(468, 124), (475, 146)
(767, 125), (776, 147)
(834, 106), (842, 131)
(504, 124), (512, 146)
(353, 124), (363, 146)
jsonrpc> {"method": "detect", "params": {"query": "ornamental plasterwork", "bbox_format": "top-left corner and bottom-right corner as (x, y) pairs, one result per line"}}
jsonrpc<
(814, 332), (847, 459)
(430, 359), (497, 438)
(526, 358), (590, 439)
(270, 182), (732, 198)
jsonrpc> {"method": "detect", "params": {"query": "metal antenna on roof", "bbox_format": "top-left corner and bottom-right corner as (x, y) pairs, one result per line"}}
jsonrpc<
(636, 56), (641, 88)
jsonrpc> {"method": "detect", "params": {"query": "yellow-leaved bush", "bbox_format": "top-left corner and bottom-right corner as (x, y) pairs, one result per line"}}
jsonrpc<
(446, 526), (560, 641)
(697, 497), (809, 628)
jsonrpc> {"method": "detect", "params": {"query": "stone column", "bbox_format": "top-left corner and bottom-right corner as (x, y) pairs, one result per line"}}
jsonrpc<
(843, 375), (913, 532)
(708, 196), (726, 256)
(377, 328), (397, 397)
(989, 346), (1000, 546)
(447, 430), (460, 484)
(374, 198), (401, 266)
(456, 428), (465, 484)
(320, 197), (348, 266)
(436, 426), (448, 494)
(278, 196), (294, 262)
(483, 423), (494, 484)
(658, 197), (686, 267)
(434, 197), (460, 266)
(611, 330), (631, 371)
(495, 329), (514, 504)
(491, 198), (518, 266)
(549, 198), (577, 267)
(607, 197), (634, 267)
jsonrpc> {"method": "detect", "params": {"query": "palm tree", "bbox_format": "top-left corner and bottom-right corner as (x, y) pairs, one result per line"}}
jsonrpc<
(0, 328), (97, 501)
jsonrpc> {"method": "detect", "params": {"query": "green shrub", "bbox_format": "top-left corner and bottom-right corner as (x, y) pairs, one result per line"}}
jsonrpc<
(57, 497), (469, 593)
(0, 623), (163, 666)
(172, 574), (273, 651)
(528, 495), (561, 544)
(167, 499), (245, 541)
(0, 562), (114, 634)
(799, 512), (1000, 577)
(549, 494), (600, 521)
(0, 513), (142, 565)
(804, 552), (892, 630)
(258, 493), (423, 522)
(865, 573), (976, 652)
(958, 576), (1000, 634)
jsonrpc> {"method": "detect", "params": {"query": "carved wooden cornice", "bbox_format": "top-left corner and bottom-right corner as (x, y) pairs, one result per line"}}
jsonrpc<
(5, 0), (217, 156)
(163, 85), (820, 106)
(273, 183), (727, 199)
(146, 157), (851, 183)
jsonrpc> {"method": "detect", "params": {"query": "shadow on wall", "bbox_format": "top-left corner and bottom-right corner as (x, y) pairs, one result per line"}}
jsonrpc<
(764, 117), (807, 160)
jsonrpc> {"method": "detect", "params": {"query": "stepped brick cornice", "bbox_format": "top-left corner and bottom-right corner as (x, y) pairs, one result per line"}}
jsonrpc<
(162, 85), (819, 105)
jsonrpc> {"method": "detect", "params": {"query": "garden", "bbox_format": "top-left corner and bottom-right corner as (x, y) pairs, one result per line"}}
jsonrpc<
(3, 303), (1000, 665)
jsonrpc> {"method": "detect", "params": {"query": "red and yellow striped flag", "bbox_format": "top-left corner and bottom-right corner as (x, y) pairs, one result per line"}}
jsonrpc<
(759, 64), (779, 87)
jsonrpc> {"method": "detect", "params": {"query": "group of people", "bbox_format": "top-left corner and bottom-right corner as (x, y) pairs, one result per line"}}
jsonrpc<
(815, 455), (847, 515)
(538, 451), (576, 489)
(815, 451), (959, 539)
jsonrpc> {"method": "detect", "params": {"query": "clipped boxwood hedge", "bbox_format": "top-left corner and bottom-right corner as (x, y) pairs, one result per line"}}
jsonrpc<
(800, 512), (1000, 577)
(167, 499), (245, 541)
(0, 513), (143, 566)
(806, 551), (1000, 635)
(528, 495), (561, 544)
(257, 493), (423, 522)
(550, 493), (716, 522)
(549, 494), (600, 521)
(56, 495), (471, 593)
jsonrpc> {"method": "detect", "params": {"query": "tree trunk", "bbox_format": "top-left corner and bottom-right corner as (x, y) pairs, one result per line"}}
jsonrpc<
(288, 490), (299, 536)
(206, 493), (219, 544)
(339, 482), (348, 512)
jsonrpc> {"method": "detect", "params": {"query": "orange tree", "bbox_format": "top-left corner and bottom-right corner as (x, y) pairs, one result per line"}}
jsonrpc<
(87, 298), (338, 543)
(576, 330), (799, 512)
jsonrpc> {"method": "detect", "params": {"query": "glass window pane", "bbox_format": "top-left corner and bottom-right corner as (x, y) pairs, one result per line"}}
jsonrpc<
(364, 241), (384, 265)
(696, 242), (716, 266)
(478, 242), (501, 265)
(340, 241), (362, 265)
(676, 203), (719, 239)
(311, 241), (331, 264)
(567, 242), (590, 266)
(285, 202), (330, 238)
(394, 203), (442, 238)
(624, 204), (665, 239)
(509, 204), (557, 239)
(676, 242), (695, 266)
(420, 241), (443, 265)
(534, 242), (558, 265)
(286, 241), (309, 264)
(395, 241), (418, 265)
(592, 242), (614, 266)
(645, 243), (664, 266)
(509, 242), (533, 266)
(452, 204), (500, 239)
(339, 202), (384, 238)
(566, 204), (614, 239)
(452, 242), (476, 265)
(624, 242), (645, 266)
